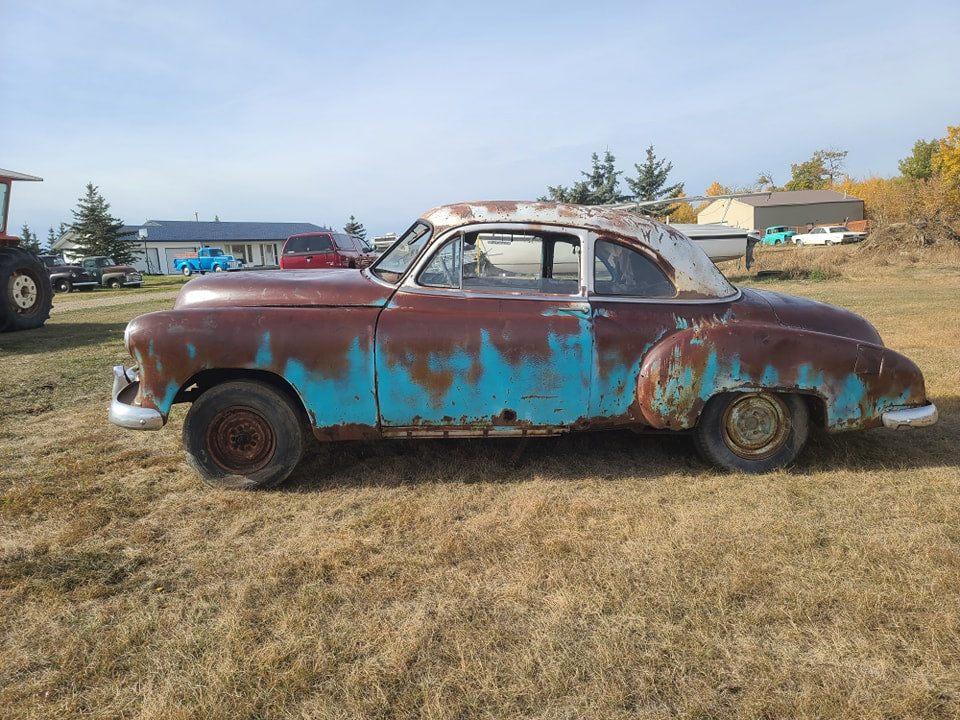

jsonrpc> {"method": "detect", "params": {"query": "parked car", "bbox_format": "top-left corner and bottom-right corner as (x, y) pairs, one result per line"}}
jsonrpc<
(174, 247), (243, 276)
(110, 201), (937, 489)
(793, 225), (866, 246)
(80, 256), (142, 288)
(280, 231), (377, 269)
(39, 254), (98, 292)
(761, 226), (797, 245)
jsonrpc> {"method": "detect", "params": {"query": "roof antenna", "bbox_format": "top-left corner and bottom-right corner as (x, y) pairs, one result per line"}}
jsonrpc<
(194, 212), (199, 222)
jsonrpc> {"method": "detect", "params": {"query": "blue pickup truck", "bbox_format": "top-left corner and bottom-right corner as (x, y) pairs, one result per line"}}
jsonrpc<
(174, 248), (243, 276)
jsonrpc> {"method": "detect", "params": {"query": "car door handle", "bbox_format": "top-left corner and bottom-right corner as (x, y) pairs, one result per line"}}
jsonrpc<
(553, 303), (591, 318)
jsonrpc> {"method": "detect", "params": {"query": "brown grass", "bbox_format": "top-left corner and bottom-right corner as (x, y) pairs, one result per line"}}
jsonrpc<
(1, 255), (959, 719)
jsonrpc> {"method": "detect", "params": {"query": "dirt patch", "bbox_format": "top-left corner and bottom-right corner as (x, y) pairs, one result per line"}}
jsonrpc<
(861, 218), (960, 250)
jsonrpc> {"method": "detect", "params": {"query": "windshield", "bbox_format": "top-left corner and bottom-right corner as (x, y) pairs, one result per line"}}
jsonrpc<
(370, 221), (432, 283)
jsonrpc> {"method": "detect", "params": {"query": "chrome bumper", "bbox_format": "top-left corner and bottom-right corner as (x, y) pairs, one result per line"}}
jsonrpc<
(109, 365), (164, 430)
(882, 403), (939, 430)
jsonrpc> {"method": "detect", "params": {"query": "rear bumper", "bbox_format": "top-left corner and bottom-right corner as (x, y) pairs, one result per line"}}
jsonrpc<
(882, 403), (938, 429)
(109, 365), (164, 430)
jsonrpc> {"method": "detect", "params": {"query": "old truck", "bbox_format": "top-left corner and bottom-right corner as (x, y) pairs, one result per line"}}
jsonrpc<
(39, 254), (98, 293)
(0, 168), (52, 332)
(80, 256), (143, 288)
(761, 226), (797, 245)
(174, 247), (243, 276)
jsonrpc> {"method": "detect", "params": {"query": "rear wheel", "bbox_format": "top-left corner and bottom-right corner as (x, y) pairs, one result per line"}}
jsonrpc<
(694, 392), (809, 473)
(183, 380), (306, 490)
(0, 248), (53, 332)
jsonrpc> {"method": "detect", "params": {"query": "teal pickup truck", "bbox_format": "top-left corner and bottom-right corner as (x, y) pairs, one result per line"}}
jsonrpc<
(174, 247), (243, 276)
(762, 226), (797, 245)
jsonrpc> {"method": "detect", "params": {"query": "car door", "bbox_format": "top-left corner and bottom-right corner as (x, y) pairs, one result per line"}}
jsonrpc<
(374, 225), (593, 434)
(588, 235), (729, 423)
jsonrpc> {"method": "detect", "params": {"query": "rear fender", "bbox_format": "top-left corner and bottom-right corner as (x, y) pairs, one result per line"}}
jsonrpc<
(636, 323), (928, 431)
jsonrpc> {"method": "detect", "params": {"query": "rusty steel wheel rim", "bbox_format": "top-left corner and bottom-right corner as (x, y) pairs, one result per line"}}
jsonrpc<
(206, 407), (276, 474)
(721, 393), (790, 460)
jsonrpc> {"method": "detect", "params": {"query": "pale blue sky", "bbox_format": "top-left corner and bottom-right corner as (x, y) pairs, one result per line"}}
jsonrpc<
(2, 0), (958, 239)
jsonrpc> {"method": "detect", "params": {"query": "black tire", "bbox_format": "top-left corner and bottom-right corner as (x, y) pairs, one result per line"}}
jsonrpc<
(181, 266), (192, 277)
(0, 248), (53, 332)
(825, 239), (833, 246)
(54, 278), (71, 293)
(183, 380), (306, 490)
(213, 264), (223, 272)
(108, 277), (122, 289)
(694, 392), (809, 473)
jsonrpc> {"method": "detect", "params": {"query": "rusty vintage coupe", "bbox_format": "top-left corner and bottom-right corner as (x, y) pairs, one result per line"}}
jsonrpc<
(110, 202), (938, 489)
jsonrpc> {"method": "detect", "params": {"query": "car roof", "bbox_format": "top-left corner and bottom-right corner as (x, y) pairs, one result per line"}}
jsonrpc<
(419, 201), (737, 299)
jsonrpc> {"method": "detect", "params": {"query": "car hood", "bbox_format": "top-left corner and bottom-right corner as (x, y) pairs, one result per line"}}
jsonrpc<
(174, 268), (394, 309)
(742, 288), (883, 345)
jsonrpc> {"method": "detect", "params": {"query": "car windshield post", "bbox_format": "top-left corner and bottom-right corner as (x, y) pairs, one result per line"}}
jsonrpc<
(370, 221), (432, 283)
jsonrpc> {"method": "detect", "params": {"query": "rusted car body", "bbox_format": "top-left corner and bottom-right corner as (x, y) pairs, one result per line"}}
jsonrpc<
(110, 201), (937, 489)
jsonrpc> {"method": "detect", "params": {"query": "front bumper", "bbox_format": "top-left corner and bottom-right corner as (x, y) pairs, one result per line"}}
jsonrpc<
(882, 403), (939, 430)
(109, 365), (164, 430)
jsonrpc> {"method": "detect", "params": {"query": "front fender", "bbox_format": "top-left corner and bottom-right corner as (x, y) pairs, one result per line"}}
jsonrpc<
(125, 307), (381, 434)
(636, 322), (929, 431)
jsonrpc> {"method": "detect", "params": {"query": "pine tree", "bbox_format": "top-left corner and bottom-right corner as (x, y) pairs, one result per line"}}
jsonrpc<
(625, 146), (685, 218)
(344, 215), (367, 241)
(47, 223), (69, 254)
(19, 224), (41, 253)
(541, 151), (630, 205)
(69, 183), (137, 264)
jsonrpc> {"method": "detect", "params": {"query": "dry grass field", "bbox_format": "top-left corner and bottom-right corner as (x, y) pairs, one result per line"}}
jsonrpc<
(1, 245), (958, 719)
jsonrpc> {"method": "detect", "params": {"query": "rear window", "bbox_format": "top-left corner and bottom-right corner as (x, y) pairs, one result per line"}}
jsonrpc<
(284, 234), (333, 254)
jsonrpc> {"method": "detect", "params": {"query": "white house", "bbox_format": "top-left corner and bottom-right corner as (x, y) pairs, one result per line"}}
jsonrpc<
(55, 219), (328, 275)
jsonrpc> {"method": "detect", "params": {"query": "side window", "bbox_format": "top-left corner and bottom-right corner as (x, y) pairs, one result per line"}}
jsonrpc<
(593, 239), (675, 298)
(418, 236), (463, 288)
(415, 230), (581, 294)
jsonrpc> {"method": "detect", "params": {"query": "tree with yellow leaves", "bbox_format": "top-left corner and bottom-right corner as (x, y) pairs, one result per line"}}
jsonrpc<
(932, 125), (960, 196)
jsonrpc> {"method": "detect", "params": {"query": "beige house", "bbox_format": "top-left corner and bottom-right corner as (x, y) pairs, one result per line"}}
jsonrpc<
(698, 190), (864, 232)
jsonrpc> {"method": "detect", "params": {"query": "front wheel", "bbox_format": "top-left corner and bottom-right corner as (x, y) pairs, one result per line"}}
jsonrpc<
(55, 278), (72, 293)
(0, 249), (53, 332)
(183, 380), (306, 489)
(181, 266), (192, 277)
(694, 392), (809, 473)
(213, 264), (223, 272)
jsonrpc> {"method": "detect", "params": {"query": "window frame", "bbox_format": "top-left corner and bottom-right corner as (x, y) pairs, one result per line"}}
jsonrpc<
(406, 224), (588, 300)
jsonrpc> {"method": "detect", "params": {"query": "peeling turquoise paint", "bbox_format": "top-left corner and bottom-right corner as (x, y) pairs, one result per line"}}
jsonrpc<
(378, 324), (591, 427)
(283, 338), (376, 426)
(255, 332), (272, 367)
(186, 343), (196, 360)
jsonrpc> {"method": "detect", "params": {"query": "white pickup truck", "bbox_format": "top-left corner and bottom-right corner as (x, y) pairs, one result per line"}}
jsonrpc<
(793, 225), (866, 246)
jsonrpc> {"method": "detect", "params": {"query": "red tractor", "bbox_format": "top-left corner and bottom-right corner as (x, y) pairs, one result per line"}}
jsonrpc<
(0, 168), (52, 332)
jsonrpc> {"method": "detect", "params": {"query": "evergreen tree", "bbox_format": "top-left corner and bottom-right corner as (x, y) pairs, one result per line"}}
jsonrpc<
(19, 224), (42, 253)
(46, 223), (69, 254)
(625, 145), (685, 218)
(69, 182), (137, 264)
(344, 215), (367, 241)
(541, 151), (631, 205)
